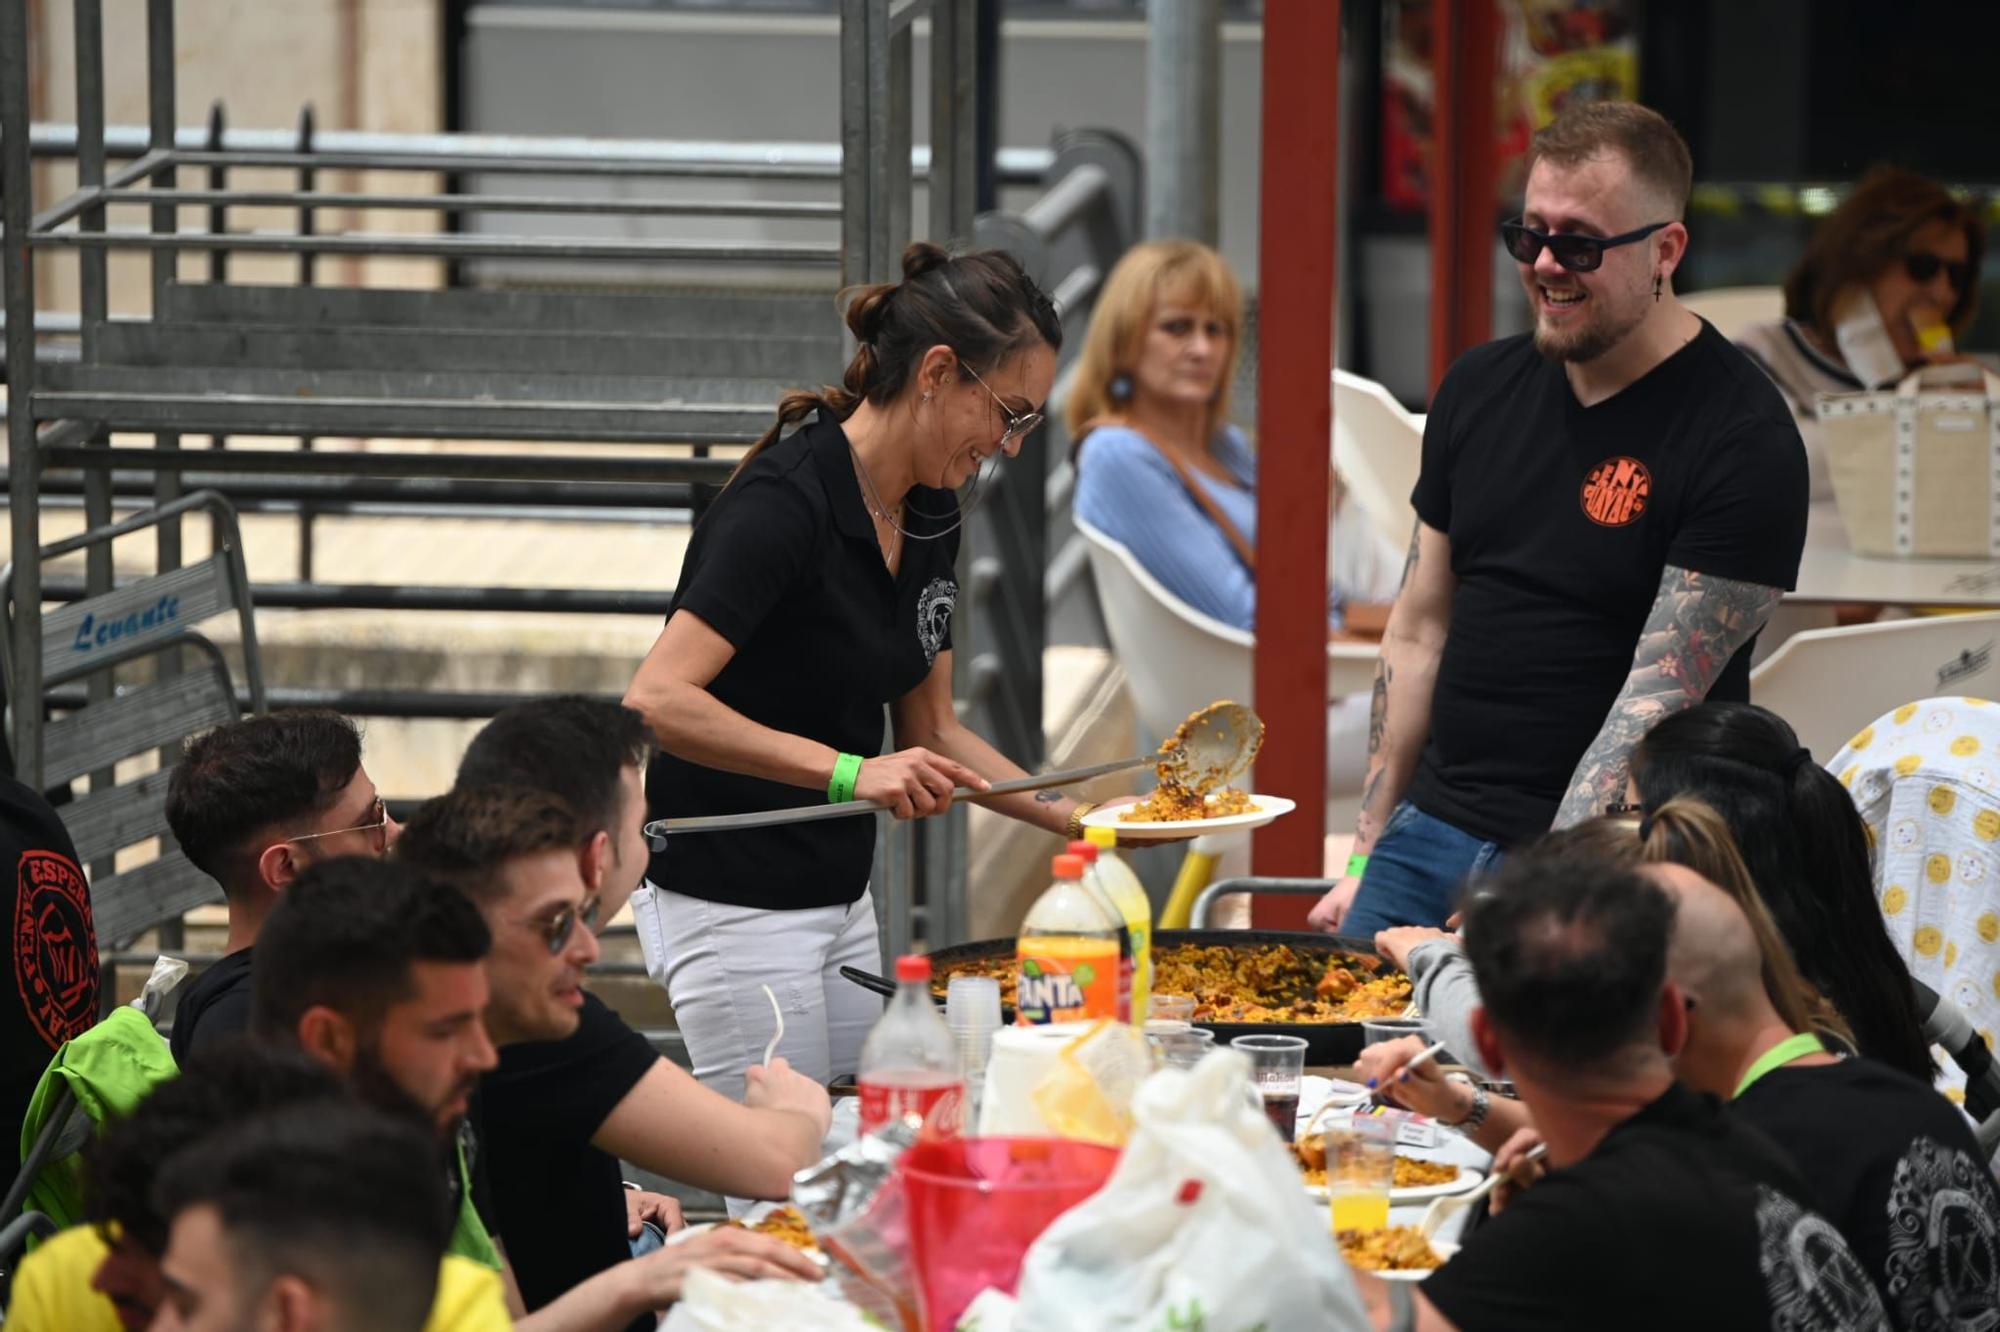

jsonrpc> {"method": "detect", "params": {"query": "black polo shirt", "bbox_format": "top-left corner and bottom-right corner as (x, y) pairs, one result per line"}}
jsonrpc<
(645, 411), (960, 910)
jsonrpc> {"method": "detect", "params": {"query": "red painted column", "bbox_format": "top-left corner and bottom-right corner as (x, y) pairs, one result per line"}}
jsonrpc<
(1427, 0), (1500, 398)
(1251, 0), (1339, 924)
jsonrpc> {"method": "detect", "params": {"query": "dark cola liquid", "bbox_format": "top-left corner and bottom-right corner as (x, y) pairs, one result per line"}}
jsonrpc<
(1262, 1090), (1301, 1138)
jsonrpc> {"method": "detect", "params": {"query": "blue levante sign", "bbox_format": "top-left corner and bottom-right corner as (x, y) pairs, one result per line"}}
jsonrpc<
(72, 595), (180, 654)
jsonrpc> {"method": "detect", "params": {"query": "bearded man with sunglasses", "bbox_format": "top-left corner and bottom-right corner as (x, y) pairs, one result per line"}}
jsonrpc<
(1314, 102), (1808, 940)
(163, 709), (399, 1063)
(396, 783), (830, 1331)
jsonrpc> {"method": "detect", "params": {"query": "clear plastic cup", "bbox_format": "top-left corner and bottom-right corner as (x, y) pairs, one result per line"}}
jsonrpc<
(1327, 1112), (1396, 1233)
(1231, 1034), (1308, 1138)
(946, 977), (1003, 1120)
(1362, 1017), (1430, 1047)
(1146, 1021), (1215, 1070)
(1150, 993), (1197, 1022)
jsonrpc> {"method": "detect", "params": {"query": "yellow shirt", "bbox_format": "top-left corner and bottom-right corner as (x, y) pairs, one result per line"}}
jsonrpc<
(8, 1227), (512, 1332)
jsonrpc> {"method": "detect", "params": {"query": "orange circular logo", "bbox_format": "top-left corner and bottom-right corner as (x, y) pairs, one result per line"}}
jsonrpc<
(1580, 456), (1652, 527)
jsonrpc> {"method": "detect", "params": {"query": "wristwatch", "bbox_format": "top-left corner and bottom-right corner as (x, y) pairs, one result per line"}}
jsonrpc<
(1439, 1072), (1490, 1133)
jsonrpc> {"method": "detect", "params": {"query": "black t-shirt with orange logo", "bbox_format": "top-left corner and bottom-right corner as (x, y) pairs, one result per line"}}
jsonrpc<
(1406, 320), (1807, 844)
(1, 777), (100, 1149)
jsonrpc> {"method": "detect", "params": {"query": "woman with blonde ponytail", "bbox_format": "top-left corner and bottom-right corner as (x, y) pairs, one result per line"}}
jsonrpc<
(624, 242), (1104, 1123)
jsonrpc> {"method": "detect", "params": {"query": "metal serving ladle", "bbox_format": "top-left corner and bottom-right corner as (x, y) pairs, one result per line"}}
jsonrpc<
(644, 699), (1263, 847)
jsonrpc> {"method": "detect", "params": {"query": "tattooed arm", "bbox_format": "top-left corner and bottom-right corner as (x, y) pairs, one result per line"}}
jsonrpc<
(1310, 519), (1456, 931)
(1549, 566), (1784, 829)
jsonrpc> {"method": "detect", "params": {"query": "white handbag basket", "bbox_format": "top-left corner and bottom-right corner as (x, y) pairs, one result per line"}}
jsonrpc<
(1819, 365), (2000, 558)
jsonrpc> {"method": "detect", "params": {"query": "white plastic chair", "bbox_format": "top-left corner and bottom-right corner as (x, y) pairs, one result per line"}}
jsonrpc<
(1331, 369), (1422, 555)
(1748, 612), (2000, 761)
(1682, 285), (1785, 342)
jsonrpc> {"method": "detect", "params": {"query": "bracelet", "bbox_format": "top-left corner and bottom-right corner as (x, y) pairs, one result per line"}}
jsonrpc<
(1064, 802), (1097, 840)
(1438, 1073), (1489, 1132)
(827, 752), (864, 804)
(1345, 852), (1370, 878)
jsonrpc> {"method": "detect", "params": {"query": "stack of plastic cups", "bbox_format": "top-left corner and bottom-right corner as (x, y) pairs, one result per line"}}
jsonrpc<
(945, 976), (1002, 1128)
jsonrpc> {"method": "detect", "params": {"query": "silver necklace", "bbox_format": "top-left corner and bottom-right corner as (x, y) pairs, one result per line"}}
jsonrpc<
(849, 445), (968, 542)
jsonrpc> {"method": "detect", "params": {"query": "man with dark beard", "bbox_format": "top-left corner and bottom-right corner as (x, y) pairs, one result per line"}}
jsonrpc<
(250, 856), (813, 1332)
(1314, 101), (1809, 938)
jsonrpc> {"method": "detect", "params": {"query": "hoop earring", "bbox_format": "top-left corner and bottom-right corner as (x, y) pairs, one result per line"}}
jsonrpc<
(1109, 372), (1133, 403)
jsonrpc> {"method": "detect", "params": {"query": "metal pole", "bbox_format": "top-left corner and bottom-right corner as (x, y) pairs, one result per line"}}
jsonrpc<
(928, 0), (977, 245)
(839, 0), (876, 288)
(1427, 0), (1498, 397)
(205, 101), (228, 283)
(147, 0), (184, 588)
(76, 0), (118, 853)
(1251, 0), (1338, 913)
(296, 105), (319, 581)
(1144, 0), (1220, 244)
(886, 22), (913, 268)
(2, 0), (45, 784)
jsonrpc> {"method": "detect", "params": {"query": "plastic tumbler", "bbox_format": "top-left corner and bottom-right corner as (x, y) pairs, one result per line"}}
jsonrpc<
(1149, 993), (1197, 1022)
(1231, 1034), (1308, 1139)
(1327, 1112), (1396, 1232)
(1362, 1018), (1430, 1047)
(901, 1136), (1119, 1331)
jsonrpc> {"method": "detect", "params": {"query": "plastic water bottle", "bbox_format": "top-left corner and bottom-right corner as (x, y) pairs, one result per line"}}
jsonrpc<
(1016, 854), (1122, 1025)
(1067, 839), (1134, 1022)
(857, 954), (964, 1134)
(1084, 825), (1154, 1023)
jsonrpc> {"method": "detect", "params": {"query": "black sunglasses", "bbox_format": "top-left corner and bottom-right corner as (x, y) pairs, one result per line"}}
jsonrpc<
(521, 893), (600, 956)
(1904, 252), (1974, 294)
(1501, 219), (1670, 272)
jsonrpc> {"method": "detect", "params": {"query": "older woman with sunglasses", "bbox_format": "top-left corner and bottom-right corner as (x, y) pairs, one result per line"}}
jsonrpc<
(1736, 167), (1987, 519)
(626, 243), (1154, 1124)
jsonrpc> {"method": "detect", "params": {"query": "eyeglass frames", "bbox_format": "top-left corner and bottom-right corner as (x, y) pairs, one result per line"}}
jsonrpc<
(960, 361), (1044, 445)
(288, 795), (391, 852)
(1904, 251), (1974, 294)
(518, 893), (601, 956)
(1500, 218), (1670, 273)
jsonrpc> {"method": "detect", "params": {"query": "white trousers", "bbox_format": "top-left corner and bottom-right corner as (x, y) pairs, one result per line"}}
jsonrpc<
(630, 880), (884, 1106)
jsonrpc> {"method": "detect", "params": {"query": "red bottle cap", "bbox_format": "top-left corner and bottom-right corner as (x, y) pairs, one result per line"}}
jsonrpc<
(895, 954), (932, 982)
(1052, 853), (1085, 878)
(1066, 840), (1099, 863)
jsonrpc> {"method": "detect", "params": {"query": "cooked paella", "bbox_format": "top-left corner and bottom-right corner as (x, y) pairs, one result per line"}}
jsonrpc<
(929, 943), (1411, 1024)
(1336, 1225), (1444, 1272)
(1290, 1140), (1462, 1190)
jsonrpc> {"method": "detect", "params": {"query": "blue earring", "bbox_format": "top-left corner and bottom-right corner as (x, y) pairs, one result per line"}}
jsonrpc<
(1109, 372), (1133, 403)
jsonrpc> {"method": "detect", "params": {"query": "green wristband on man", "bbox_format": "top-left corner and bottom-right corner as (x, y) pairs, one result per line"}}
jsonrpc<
(828, 752), (864, 804)
(1346, 852), (1370, 879)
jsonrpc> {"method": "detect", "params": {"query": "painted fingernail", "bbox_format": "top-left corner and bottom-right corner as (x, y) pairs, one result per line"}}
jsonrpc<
(1364, 1077), (1378, 1089)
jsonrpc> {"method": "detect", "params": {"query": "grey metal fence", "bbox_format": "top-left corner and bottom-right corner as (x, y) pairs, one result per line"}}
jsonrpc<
(1, 0), (1138, 953)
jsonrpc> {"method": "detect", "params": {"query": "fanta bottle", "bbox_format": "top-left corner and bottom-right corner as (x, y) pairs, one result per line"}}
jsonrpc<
(1016, 854), (1122, 1026)
(1067, 839), (1133, 1022)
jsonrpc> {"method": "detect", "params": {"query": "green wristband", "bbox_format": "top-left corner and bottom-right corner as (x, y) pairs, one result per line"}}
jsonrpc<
(1346, 852), (1370, 878)
(828, 752), (864, 804)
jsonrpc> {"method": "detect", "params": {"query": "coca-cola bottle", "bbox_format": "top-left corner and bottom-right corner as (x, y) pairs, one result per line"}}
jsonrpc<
(857, 954), (964, 1134)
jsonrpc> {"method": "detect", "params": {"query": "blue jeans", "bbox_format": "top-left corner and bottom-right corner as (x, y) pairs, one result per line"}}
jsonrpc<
(1343, 801), (1505, 939)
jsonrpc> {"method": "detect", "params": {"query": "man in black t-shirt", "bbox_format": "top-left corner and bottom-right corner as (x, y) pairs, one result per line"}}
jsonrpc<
(398, 783), (830, 1327)
(164, 710), (397, 1063)
(1, 776), (99, 1151)
(1317, 102), (1808, 938)
(1656, 861), (2000, 1325)
(1356, 853), (1887, 1331)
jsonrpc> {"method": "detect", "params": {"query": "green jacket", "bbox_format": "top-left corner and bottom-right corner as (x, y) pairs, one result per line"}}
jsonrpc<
(17, 1007), (177, 1229)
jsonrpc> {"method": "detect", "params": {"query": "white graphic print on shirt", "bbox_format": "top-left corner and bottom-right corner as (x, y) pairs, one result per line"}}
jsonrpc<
(1882, 1135), (2000, 1331)
(1757, 1185), (1892, 1332)
(917, 577), (956, 666)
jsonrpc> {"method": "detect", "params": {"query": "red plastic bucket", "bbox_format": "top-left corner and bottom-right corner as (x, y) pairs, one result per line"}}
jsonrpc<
(900, 1136), (1119, 1332)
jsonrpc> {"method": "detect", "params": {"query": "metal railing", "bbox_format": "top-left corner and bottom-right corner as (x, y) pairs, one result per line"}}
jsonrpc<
(1, 0), (1138, 954)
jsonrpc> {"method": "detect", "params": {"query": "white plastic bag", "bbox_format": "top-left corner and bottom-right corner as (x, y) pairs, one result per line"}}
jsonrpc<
(657, 1268), (886, 1331)
(1001, 1049), (1369, 1332)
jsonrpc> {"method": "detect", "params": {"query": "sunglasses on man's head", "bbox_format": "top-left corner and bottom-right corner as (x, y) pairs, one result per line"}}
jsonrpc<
(1500, 219), (1671, 273)
(1904, 251), (1974, 294)
(526, 893), (600, 956)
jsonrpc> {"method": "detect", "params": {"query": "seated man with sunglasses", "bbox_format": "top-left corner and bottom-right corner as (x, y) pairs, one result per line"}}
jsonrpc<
(164, 709), (400, 1063)
(396, 783), (831, 1332)
(1313, 100), (1808, 940)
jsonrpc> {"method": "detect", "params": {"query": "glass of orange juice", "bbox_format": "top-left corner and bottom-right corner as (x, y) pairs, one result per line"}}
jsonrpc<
(1327, 1114), (1395, 1234)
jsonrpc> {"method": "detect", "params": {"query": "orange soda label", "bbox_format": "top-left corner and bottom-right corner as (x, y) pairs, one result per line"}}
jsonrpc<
(1016, 935), (1120, 1024)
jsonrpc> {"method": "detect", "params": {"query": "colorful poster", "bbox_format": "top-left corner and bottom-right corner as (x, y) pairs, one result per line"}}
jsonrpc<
(1380, 0), (1640, 210)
